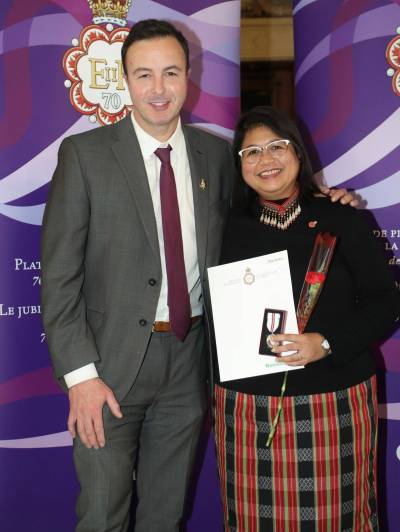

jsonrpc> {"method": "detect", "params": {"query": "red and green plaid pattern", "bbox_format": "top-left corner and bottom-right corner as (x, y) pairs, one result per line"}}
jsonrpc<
(214, 377), (378, 532)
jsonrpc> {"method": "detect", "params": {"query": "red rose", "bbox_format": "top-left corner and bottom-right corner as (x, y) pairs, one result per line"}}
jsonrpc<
(305, 271), (325, 284)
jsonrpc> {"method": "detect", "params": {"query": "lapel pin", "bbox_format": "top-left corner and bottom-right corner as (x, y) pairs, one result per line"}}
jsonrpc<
(199, 179), (207, 191)
(308, 220), (318, 228)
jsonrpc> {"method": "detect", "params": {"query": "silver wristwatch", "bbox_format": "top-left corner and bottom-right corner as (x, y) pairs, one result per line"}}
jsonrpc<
(321, 337), (331, 355)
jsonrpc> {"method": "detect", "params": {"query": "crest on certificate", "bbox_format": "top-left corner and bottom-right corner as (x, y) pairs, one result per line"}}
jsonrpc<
(63, 0), (133, 126)
(243, 267), (255, 285)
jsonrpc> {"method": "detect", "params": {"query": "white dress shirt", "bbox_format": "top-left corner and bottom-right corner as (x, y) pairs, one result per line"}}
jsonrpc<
(64, 113), (202, 388)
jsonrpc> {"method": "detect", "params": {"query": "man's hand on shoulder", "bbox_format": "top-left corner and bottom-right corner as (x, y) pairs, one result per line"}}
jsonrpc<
(68, 377), (122, 449)
(318, 185), (358, 207)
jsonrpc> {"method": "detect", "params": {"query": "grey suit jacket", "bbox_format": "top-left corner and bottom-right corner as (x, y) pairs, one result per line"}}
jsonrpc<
(41, 115), (234, 399)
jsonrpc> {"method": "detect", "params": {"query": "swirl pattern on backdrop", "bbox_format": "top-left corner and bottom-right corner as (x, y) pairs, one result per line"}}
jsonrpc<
(294, 1), (400, 528)
(0, 3), (239, 530)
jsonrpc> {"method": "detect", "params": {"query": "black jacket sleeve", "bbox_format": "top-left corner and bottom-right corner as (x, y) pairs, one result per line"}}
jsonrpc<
(318, 207), (400, 365)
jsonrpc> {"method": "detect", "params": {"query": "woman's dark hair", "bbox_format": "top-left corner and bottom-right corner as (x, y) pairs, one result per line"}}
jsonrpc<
(121, 19), (190, 75)
(232, 106), (319, 207)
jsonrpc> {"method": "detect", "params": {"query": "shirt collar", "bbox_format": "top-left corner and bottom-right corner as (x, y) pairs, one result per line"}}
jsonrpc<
(130, 112), (184, 162)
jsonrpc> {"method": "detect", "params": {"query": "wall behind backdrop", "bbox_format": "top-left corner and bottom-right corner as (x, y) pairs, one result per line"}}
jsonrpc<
(293, 1), (400, 529)
(0, 1), (240, 531)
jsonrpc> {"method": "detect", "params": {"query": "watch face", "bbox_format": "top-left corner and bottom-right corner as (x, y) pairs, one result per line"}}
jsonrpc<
(321, 339), (330, 350)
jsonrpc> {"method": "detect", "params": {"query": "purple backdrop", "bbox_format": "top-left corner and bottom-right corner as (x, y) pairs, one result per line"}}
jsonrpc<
(3, 1), (398, 529)
(0, 1), (240, 530)
(293, 1), (400, 529)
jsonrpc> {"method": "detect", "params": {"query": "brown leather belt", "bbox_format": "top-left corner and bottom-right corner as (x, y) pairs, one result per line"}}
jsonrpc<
(152, 316), (201, 332)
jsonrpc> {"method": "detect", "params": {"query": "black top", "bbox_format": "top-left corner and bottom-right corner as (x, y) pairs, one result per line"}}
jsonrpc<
(214, 197), (399, 396)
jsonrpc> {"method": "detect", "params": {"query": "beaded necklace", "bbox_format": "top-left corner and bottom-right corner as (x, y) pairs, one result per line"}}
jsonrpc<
(259, 188), (301, 230)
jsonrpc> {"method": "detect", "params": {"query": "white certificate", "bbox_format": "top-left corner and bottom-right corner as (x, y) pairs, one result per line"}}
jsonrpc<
(208, 250), (302, 382)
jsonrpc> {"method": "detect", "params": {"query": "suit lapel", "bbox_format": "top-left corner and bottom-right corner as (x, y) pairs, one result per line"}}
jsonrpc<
(183, 126), (209, 277)
(110, 118), (210, 275)
(110, 116), (160, 260)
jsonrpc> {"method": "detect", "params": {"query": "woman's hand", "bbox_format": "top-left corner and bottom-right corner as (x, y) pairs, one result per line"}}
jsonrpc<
(268, 333), (328, 367)
(319, 185), (359, 207)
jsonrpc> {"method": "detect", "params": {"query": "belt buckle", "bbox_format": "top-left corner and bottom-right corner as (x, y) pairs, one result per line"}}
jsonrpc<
(152, 321), (169, 333)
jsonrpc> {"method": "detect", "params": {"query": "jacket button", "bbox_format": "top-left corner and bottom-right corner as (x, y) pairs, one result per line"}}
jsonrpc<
(148, 278), (157, 286)
(139, 319), (147, 326)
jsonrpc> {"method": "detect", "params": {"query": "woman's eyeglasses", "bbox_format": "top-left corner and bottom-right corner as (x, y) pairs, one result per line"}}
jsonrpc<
(238, 139), (291, 164)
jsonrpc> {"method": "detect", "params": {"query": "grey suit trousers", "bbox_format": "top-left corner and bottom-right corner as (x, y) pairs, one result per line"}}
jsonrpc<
(73, 320), (207, 532)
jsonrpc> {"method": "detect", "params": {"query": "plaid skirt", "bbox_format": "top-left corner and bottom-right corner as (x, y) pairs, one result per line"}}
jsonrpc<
(214, 376), (378, 532)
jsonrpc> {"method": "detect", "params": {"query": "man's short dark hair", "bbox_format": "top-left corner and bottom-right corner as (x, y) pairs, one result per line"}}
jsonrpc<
(121, 19), (190, 75)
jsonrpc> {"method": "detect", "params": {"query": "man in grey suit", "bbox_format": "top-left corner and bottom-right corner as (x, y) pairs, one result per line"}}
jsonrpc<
(41, 19), (233, 532)
(41, 18), (355, 532)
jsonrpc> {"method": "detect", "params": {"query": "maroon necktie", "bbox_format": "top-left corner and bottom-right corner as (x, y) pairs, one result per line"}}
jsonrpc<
(155, 146), (191, 341)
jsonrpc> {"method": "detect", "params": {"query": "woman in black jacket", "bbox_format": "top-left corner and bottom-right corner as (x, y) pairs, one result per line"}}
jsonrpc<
(213, 106), (399, 532)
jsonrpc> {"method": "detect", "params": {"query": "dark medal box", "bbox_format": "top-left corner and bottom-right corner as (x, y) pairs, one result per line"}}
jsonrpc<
(259, 308), (287, 356)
